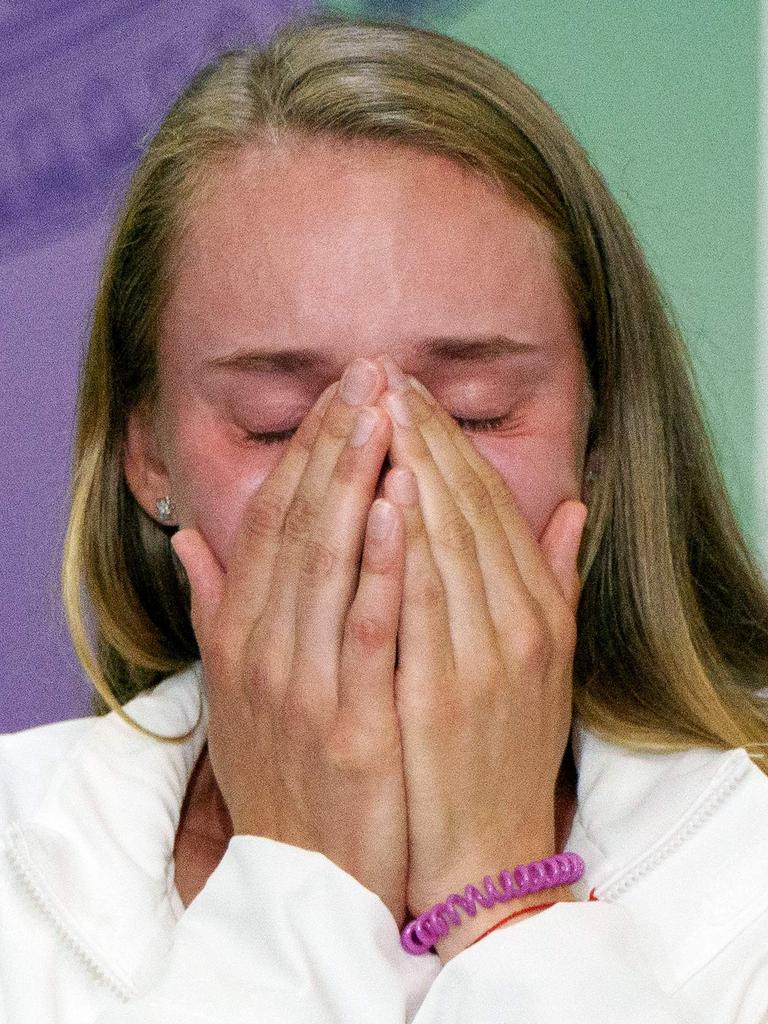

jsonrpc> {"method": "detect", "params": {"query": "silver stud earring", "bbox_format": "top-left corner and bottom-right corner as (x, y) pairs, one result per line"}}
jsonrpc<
(155, 495), (175, 523)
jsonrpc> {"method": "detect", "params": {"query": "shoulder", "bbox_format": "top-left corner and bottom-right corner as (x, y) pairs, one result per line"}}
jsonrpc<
(0, 715), (95, 831)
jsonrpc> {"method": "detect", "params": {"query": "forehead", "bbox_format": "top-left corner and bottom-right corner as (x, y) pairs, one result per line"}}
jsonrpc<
(160, 136), (576, 371)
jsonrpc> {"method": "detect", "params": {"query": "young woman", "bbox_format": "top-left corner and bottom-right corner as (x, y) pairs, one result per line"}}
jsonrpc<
(2, 14), (767, 1023)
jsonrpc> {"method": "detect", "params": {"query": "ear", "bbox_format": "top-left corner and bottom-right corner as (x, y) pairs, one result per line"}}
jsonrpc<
(123, 401), (175, 526)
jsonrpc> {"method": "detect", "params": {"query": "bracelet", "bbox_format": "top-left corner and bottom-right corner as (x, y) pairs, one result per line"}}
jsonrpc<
(469, 883), (600, 950)
(469, 884), (601, 951)
(400, 851), (584, 955)
(468, 901), (557, 948)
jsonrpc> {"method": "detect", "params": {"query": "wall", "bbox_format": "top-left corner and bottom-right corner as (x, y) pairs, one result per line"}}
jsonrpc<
(1, 1), (762, 730)
(0, 1), (313, 732)
(324, 0), (762, 555)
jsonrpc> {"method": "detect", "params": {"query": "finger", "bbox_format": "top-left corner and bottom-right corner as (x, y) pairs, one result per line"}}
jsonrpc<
(337, 495), (405, 729)
(380, 386), (501, 684)
(170, 527), (226, 653)
(289, 402), (392, 717)
(382, 465), (453, 712)
(171, 382), (340, 706)
(380, 361), (548, 653)
(221, 379), (340, 632)
(539, 500), (588, 611)
(262, 359), (387, 702)
(406, 372), (580, 620)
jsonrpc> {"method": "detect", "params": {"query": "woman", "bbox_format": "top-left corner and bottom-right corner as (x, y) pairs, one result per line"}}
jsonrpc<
(2, 12), (767, 1022)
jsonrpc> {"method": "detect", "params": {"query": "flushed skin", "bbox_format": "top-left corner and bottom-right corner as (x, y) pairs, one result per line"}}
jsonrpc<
(125, 138), (591, 559)
(123, 137), (593, 956)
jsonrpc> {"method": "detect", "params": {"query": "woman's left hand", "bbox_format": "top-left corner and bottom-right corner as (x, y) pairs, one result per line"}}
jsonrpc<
(377, 358), (588, 960)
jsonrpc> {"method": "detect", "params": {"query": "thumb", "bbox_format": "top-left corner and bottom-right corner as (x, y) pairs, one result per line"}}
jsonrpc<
(170, 528), (226, 650)
(539, 500), (589, 612)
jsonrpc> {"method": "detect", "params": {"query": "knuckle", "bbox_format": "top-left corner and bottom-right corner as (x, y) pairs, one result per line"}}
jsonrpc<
(411, 576), (444, 613)
(511, 616), (552, 666)
(284, 493), (315, 543)
(300, 537), (343, 583)
(242, 492), (286, 541)
(345, 611), (391, 654)
(435, 508), (475, 556)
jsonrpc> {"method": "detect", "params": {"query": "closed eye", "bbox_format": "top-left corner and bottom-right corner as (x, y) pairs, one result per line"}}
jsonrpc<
(452, 414), (509, 433)
(245, 426), (299, 446)
(246, 413), (511, 446)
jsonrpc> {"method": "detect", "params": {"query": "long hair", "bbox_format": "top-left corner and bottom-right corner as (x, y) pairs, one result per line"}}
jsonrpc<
(61, 13), (768, 763)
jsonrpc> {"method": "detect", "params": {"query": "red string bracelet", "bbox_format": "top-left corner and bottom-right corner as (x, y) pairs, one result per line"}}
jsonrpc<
(469, 887), (601, 948)
(468, 901), (557, 948)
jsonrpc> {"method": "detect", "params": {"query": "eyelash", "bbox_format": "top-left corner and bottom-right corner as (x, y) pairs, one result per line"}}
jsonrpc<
(247, 414), (510, 446)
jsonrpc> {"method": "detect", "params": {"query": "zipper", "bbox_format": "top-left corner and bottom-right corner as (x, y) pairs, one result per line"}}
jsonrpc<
(596, 750), (750, 902)
(4, 822), (134, 1002)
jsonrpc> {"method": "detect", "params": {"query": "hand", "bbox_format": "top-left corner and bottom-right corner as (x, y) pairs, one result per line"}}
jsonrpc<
(377, 358), (588, 957)
(170, 360), (411, 926)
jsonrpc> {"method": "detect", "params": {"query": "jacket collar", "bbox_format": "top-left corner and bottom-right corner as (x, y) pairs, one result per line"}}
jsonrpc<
(5, 661), (765, 994)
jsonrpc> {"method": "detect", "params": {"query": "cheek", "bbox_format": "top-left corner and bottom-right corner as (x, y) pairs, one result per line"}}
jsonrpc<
(171, 429), (277, 568)
(470, 434), (584, 542)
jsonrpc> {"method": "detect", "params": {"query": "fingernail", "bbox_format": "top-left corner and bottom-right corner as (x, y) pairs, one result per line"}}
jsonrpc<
(351, 407), (378, 447)
(408, 376), (435, 403)
(387, 466), (417, 504)
(368, 499), (395, 540)
(340, 359), (378, 405)
(315, 384), (337, 415)
(384, 391), (411, 427)
(381, 355), (409, 392)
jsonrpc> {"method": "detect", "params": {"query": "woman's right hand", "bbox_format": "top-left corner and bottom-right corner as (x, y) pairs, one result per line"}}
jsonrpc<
(170, 359), (410, 926)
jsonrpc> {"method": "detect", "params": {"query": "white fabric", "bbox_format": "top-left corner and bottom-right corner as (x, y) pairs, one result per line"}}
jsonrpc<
(1, 662), (767, 1022)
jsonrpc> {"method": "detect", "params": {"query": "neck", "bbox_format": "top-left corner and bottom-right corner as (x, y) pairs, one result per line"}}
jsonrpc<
(177, 743), (233, 844)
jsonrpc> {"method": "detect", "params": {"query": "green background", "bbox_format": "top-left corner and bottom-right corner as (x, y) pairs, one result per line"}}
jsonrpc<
(322, 0), (761, 554)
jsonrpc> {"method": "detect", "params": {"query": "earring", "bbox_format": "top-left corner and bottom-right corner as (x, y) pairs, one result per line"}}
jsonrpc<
(155, 495), (175, 523)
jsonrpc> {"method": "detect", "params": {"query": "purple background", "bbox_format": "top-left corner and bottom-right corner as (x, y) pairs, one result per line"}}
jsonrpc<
(3, 0), (751, 735)
(0, 1), (315, 733)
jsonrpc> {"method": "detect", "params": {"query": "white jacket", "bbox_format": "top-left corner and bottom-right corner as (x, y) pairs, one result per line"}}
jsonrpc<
(1, 662), (767, 1023)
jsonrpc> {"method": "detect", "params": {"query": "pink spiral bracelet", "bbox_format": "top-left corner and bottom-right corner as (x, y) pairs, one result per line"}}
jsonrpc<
(400, 851), (585, 955)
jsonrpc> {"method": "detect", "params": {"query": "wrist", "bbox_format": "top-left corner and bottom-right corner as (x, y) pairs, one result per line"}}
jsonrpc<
(434, 885), (577, 963)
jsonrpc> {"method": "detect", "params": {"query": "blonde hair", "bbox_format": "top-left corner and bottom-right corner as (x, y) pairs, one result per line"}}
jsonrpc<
(62, 12), (768, 763)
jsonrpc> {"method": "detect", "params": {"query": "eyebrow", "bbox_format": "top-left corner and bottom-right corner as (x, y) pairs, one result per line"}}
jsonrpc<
(205, 334), (537, 373)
